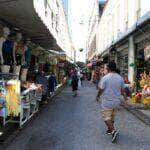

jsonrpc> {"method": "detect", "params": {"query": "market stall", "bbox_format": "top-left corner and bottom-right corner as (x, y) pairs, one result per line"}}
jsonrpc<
(131, 41), (150, 108)
(0, 27), (46, 127)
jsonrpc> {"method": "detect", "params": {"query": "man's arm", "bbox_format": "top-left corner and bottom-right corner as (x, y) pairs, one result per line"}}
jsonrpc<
(96, 77), (105, 102)
(121, 88), (128, 104)
(96, 88), (104, 102)
(120, 79), (129, 106)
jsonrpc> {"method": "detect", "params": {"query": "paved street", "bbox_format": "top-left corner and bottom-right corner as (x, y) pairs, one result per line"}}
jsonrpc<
(3, 82), (150, 150)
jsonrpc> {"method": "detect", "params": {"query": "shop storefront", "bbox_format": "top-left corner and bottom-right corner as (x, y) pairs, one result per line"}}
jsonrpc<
(117, 48), (128, 75)
(131, 39), (150, 107)
(0, 25), (63, 128)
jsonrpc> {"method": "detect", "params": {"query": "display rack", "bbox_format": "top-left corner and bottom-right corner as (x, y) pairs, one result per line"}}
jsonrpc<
(0, 73), (42, 127)
(0, 73), (19, 126)
(20, 88), (42, 127)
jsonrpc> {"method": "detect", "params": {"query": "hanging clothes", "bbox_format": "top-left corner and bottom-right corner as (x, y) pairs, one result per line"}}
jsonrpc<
(15, 43), (26, 66)
(2, 39), (15, 65)
(25, 47), (31, 67)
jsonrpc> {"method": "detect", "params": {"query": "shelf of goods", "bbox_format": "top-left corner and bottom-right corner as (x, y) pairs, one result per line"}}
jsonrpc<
(0, 73), (42, 127)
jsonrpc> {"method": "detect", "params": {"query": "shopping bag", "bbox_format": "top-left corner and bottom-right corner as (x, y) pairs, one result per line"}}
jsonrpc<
(68, 79), (72, 86)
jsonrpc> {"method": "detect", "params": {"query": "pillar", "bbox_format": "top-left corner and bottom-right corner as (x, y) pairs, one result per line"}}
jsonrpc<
(128, 36), (135, 83)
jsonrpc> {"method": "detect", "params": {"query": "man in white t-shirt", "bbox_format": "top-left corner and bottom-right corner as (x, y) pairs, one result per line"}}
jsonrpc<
(96, 61), (126, 143)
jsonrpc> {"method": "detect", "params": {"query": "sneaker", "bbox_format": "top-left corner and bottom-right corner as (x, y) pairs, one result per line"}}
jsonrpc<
(106, 130), (111, 135)
(112, 130), (119, 143)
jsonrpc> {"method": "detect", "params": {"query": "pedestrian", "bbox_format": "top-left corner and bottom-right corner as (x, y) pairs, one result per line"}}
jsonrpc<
(71, 70), (78, 97)
(48, 72), (57, 96)
(96, 61), (126, 143)
(80, 72), (84, 86)
(36, 71), (48, 104)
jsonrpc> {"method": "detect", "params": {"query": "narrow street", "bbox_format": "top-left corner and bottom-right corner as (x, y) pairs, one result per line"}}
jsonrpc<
(3, 82), (150, 150)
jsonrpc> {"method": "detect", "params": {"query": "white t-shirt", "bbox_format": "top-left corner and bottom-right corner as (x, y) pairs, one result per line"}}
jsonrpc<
(99, 73), (125, 109)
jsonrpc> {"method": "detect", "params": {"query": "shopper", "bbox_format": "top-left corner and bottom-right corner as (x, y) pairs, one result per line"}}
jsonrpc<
(71, 70), (78, 97)
(36, 71), (48, 104)
(48, 72), (57, 96)
(80, 72), (84, 86)
(96, 62), (126, 143)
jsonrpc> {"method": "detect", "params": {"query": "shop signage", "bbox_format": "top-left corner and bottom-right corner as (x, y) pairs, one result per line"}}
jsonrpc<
(144, 45), (150, 61)
(129, 63), (135, 67)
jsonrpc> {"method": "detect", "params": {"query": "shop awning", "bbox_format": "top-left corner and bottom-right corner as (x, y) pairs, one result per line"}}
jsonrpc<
(0, 0), (60, 50)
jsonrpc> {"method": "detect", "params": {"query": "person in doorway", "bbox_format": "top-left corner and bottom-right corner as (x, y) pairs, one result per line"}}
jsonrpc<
(71, 70), (78, 97)
(48, 72), (57, 96)
(96, 61), (126, 143)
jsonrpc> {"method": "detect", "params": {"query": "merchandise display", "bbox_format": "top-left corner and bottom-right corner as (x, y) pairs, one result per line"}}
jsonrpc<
(131, 72), (150, 107)
(0, 25), (62, 128)
(0, 81), (6, 117)
(5, 80), (21, 116)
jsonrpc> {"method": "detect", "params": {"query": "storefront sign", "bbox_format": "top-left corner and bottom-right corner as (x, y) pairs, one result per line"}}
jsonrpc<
(129, 63), (135, 67)
(144, 45), (150, 61)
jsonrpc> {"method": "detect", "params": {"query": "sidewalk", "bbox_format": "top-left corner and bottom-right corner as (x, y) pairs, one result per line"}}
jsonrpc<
(124, 103), (150, 126)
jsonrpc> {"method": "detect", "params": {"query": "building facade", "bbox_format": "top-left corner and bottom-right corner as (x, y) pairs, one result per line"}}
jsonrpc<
(0, 0), (74, 60)
(96, 0), (150, 83)
(86, 0), (99, 61)
(62, 0), (69, 16)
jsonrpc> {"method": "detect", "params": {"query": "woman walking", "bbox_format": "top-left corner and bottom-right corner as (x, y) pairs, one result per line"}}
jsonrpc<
(71, 70), (78, 97)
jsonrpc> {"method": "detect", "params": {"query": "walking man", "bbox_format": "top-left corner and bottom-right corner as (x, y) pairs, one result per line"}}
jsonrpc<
(48, 72), (57, 96)
(96, 61), (126, 143)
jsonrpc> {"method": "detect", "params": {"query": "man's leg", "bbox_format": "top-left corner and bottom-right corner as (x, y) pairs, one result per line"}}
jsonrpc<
(102, 109), (119, 142)
(104, 120), (115, 132)
(102, 109), (116, 134)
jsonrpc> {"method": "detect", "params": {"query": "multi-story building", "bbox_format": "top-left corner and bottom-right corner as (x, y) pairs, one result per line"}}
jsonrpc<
(0, 0), (73, 60)
(97, 0), (150, 83)
(62, 0), (69, 16)
(86, 0), (99, 61)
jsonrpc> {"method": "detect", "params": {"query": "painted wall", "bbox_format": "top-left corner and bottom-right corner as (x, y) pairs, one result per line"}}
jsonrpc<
(97, 0), (150, 54)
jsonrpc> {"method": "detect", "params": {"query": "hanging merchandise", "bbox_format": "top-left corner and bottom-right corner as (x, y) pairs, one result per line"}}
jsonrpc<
(13, 65), (21, 75)
(2, 39), (15, 66)
(131, 71), (150, 106)
(144, 45), (150, 61)
(25, 47), (31, 67)
(20, 68), (28, 82)
(1, 65), (10, 73)
(5, 80), (21, 116)
(0, 81), (6, 117)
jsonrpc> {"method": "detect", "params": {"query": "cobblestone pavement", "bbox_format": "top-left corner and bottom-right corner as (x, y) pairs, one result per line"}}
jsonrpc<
(3, 82), (150, 150)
